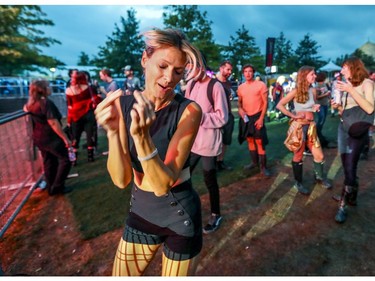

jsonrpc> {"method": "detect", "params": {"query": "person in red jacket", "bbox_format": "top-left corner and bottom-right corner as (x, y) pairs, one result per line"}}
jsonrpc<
(66, 71), (97, 164)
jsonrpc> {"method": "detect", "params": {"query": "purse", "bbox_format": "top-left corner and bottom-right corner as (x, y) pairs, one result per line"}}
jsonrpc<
(341, 91), (374, 138)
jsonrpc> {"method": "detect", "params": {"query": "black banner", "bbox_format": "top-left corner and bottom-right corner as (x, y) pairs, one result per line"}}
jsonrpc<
(266, 37), (276, 67)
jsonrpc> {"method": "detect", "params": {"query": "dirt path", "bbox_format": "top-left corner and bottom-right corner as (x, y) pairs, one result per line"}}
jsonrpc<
(1, 147), (375, 276)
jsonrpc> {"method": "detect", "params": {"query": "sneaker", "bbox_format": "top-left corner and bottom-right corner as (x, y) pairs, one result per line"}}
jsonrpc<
(293, 182), (310, 195)
(217, 161), (233, 171)
(203, 214), (222, 234)
(38, 180), (47, 190)
(243, 163), (257, 170)
(260, 167), (271, 177)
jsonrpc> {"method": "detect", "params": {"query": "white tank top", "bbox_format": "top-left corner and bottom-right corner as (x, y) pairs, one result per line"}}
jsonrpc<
(294, 88), (315, 112)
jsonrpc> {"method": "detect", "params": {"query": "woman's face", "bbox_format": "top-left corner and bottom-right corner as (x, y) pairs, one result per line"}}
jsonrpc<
(142, 46), (186, 98)
(306, 70), (317, 84)
(340, 64), (351, 80)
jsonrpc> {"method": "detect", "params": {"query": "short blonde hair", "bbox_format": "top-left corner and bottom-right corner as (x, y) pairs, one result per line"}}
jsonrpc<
(142, 28), (204, 81)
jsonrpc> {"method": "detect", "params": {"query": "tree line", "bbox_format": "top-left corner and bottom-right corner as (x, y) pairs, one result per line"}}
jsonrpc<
(1, 5), (374, 78)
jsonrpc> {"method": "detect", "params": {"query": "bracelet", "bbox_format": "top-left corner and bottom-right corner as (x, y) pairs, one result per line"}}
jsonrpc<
(137, 148), (158, 161)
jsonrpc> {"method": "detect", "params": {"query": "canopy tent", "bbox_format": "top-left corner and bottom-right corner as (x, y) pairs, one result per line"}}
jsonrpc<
(319, 61), (341, 72)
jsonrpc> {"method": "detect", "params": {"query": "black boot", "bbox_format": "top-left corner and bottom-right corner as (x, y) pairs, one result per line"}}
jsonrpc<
(313, 161), (332, 189)
(259, 154), (271, 177)
(88, 148), (94, 162)
(332, 185), (358, 206)
(244, 150), (259, 170)
(335, 185), (355, 223)
(292, 161), (310, 195)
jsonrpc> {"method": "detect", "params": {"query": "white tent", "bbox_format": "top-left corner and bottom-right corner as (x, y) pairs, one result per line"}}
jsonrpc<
(319, 61), (341, 72)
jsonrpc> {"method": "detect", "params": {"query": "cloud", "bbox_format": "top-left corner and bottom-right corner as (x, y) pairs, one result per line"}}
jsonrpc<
(38, 5), (374, 66)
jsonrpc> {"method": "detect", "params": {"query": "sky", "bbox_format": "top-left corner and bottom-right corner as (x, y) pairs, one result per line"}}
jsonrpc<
(17, 4), (375, 68)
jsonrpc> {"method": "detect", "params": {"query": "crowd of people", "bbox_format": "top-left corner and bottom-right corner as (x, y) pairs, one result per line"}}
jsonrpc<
(22, 27), (375, 276)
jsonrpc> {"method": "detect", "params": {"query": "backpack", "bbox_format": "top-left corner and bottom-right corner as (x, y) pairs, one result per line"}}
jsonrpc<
(190, 78), (230, 111)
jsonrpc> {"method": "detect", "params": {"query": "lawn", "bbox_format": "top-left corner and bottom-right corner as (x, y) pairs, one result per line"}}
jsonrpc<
(66, 102), (340, 239)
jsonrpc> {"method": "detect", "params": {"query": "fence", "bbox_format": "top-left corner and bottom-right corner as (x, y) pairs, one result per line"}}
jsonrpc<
(0, 110), (44, 238)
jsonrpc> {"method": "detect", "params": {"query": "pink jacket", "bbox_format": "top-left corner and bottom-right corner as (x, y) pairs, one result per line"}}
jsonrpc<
(185, 77), (228, 156)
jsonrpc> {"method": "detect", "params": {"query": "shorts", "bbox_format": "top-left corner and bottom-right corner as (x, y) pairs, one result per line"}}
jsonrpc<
(124, 180), (202, 260)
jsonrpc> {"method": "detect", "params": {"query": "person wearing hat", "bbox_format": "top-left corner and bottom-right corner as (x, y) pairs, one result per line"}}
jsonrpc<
(123, 65), (142, 95)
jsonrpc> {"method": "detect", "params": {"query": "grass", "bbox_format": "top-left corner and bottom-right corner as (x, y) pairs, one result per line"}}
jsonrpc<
(66, 102), (340, 239)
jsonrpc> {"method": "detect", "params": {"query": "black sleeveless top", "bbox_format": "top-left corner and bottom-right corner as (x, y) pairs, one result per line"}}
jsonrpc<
(120, 94), (193, 173)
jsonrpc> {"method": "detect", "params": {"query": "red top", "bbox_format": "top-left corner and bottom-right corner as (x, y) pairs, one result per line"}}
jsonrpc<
(66, 86), (93, 123)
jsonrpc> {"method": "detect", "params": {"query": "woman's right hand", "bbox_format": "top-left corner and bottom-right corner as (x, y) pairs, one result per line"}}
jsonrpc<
(293, 112), (305, 120)
(94, 89), (123, 133)
(129, 91), (156, 139)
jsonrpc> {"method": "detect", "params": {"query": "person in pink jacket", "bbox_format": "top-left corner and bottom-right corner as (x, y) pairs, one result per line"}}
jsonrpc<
(185, 57), (228, 234)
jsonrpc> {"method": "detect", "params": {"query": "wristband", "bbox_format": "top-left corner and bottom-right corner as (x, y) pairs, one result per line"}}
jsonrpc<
(137, 148), (158, 161)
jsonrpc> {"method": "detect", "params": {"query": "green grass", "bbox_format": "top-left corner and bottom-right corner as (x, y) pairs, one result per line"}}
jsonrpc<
(67, 105), (340, 239)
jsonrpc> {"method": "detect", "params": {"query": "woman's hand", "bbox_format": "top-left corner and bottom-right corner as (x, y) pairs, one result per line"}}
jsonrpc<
(312, 104), (321, 112)
(94, 89), (123, 133)
(130, 91), (156, 139)
(336, 80), (353, 93)
(293, 112), (306, 120)
(64, 139), (72, 148)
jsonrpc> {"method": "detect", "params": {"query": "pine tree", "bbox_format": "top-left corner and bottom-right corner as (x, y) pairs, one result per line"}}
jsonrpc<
(295, 33), (322, 68)
(0, 5), (62, 76)
(274, 32), (295, 73)
(224, 25), (262, 79)
(92, 8), (143, 77)
(163, 5), (221, 70)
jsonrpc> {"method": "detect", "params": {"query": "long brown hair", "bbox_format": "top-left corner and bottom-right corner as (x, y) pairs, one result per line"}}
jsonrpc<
(71, 71), (88, 86)
(26, 79), (50, 108)
(295, 66), (314, 104)
(342, 57), (369, 87)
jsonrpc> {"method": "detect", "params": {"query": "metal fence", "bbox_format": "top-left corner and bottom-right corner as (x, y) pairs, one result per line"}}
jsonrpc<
(0, 110), (44, 238)
(0, 76), (67, 117)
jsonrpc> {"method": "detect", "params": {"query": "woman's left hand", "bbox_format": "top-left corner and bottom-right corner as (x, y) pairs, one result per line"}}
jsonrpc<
(312, 104), (321, 112)
(336, 80), (353, 93)
(130, 91), (156, 138)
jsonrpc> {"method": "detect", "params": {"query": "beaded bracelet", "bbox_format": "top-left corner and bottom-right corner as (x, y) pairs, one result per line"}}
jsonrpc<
(137, 148), (158, 161)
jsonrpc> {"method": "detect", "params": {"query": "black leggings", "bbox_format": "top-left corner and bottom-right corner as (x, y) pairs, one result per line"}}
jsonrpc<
(71, 109), (96, 149)
(190, 152), (220, 215)
(338, 123), (368, 186)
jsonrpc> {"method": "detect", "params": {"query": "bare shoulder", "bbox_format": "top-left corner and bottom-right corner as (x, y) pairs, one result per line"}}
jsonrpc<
(179, 101), (202, 124)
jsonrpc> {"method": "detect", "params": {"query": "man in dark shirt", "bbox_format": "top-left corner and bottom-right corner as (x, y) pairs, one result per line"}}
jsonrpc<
(216, 60), (235, 171)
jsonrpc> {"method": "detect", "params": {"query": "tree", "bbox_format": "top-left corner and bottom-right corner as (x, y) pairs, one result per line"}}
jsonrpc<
(335, 49), (375, 72)
(77, 52), (91, 66)
(294, 33), (323, 69)
(274, 32), (295, 73)
(352, 49), (375, 70)
(162, 5), (221, 70)
(0, 5), (62, 76)
(223, 25), (263, 79)
(92, 8), (143, 77)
